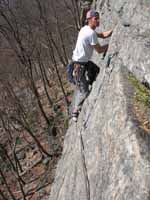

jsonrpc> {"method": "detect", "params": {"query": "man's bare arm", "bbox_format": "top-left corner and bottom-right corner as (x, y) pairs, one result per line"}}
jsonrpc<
(97, 29), (113, 38)
(92, 43), (108, 54)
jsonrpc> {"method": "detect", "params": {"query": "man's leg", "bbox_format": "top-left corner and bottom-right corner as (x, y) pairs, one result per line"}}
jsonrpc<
(72, 71), (89, 121)
(86, 61), (100, 85)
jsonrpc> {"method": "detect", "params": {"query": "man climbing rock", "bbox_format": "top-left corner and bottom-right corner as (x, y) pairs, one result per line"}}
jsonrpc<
(72, 9), (113, 122)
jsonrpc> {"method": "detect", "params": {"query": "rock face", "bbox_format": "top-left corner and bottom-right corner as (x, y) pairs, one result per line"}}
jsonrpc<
(49, 0), (150, 200)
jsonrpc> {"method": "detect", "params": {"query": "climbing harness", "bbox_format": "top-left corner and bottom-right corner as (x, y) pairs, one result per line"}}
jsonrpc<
(66, 62), (76, 84)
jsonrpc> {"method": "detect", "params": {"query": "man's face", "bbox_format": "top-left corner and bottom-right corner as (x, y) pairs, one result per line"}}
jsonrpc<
(89, 16), (100, 27)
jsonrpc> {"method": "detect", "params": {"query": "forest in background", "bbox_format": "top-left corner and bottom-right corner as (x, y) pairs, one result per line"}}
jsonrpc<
(0, 0), (83, 199)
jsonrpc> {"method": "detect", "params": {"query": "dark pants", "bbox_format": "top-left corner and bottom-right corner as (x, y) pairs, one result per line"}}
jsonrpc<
(73, 61), (99, 112)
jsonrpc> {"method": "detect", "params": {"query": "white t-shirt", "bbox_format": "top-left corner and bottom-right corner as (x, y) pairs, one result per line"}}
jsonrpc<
(72, 25), (98, 63)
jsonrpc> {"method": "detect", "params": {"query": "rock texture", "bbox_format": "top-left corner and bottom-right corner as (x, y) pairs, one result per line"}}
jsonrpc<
(49, 0), (150, 200)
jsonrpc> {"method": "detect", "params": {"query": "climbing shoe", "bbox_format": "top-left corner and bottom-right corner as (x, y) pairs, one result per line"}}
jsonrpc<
(72, 112), (79, 122)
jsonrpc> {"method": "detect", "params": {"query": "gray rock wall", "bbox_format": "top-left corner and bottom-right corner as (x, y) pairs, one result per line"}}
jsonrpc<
(97, 0), (150, 85)
(49, 0), (150, 199)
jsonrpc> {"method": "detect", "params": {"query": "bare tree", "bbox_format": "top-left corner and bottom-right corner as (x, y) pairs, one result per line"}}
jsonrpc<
(0, 0), (79, 198)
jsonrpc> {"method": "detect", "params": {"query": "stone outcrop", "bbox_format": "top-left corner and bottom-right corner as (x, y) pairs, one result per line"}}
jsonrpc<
(49, 0), (150, 199)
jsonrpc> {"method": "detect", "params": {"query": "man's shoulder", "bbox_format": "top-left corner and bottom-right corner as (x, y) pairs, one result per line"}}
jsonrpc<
(81, 25), (95, 35)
